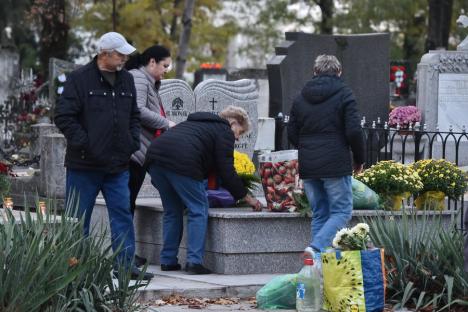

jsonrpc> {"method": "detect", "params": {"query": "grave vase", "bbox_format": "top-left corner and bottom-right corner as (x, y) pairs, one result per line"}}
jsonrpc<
(414, 191), (445, 211)
(382, 192), (410, 211)
(397, 129), (415, 136)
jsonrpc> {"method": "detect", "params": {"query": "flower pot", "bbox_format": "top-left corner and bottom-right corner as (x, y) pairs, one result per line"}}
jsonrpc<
(414, 191), (445, 211)
(382, 192), (410, 211)
(397, 129), (415, 136)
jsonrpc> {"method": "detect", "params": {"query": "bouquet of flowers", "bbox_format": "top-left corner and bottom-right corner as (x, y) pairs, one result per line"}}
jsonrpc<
(355, 160), (423, 196)
(332, 223), (371, 251)
(234, 150), (260, 193)
(411, 159), (467, 200)
(388, 106), (421, 129)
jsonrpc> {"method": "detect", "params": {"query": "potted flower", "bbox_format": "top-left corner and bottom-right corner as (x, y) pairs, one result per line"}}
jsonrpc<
(411, 159), (467, 210)
(388, 105), (421, 130)
(355, 160), (423, 210)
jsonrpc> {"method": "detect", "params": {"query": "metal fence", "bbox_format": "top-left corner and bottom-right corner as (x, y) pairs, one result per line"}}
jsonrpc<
(274, 114), (467, 230)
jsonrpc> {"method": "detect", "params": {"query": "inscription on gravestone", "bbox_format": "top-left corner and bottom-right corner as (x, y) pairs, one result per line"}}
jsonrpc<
(159, 79), (195, 124)
(194, 79), (259, 157)
(437, 73), (468, 132)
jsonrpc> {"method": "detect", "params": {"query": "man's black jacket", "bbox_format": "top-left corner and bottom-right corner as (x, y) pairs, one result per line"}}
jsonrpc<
(54, 58), (140, 173)
(287, 74), (365, 179)
(145, 112), (247, 200)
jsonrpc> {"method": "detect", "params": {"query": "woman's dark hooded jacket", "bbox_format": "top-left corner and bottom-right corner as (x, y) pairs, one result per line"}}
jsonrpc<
(287, 74), (365, 179)
(145, 112), (247, 200)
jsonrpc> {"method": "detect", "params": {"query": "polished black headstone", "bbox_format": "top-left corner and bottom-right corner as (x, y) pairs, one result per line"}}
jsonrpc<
(267, 32), (390, 124)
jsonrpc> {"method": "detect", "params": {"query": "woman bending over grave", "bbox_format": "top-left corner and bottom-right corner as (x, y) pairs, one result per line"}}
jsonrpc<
(145, 105), (263, 274)
(125, 44), (176, 267)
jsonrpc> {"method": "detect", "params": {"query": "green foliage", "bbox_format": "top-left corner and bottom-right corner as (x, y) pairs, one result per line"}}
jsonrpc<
(238, 173), (261, 194)
(0, 174), (10, 198)
(228, 0), (320, 66)
(365, 211), (468, 310)
(335, 0), (428, 62)
(292, 190), (311, 217)
(75, 0), (237, 71)
(0, 200), (146, 311)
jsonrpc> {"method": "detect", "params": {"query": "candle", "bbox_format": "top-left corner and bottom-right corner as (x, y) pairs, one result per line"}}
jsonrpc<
(39, 201), (46, 215)
(3, 197), (13, 220)
(4, 197), (13, 209)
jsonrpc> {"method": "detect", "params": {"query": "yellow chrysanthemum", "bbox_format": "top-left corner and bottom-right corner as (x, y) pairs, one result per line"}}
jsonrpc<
(233, 151), (256, 175)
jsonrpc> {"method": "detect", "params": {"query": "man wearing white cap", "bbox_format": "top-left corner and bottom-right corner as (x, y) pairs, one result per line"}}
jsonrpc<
(55, 32), (153, 280)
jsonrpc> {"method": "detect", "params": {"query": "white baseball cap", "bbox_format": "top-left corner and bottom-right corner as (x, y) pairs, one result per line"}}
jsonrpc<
(97, 32), (136, 55)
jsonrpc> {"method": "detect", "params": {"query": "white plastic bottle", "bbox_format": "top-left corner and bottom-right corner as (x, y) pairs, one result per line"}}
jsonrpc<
(296, 258), (321, 312)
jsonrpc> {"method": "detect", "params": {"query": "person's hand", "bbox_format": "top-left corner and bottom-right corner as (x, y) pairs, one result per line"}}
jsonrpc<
(168, 120), (176, 128)
(353, 163), (364, 175)
(244, 194), (263, 211)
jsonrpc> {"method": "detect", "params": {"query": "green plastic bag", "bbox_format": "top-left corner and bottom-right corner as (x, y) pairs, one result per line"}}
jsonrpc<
(352, 178), (380, 210)
(256, 274), (297, 310)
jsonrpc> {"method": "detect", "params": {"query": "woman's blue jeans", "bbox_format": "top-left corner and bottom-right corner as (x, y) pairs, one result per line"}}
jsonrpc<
(303, 176), (353, 251)
(148, 165), (209, 265)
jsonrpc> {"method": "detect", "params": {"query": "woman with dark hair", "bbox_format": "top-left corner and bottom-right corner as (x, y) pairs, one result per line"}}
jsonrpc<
(126, 45), (175, 266)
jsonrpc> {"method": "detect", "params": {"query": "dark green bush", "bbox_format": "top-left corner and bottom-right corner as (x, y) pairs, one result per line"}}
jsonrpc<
(0, 200), (147, 311)
(365, 211), (468, 311)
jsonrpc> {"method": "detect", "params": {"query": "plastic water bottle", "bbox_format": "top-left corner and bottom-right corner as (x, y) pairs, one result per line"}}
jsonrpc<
(296, 257), (321, 312)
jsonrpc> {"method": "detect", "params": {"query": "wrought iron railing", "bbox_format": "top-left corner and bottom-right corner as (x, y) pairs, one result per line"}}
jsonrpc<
(274, 114), (467, 230)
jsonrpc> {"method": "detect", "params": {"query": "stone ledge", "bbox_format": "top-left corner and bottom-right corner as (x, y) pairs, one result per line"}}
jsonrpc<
(91, 198), (460, 274)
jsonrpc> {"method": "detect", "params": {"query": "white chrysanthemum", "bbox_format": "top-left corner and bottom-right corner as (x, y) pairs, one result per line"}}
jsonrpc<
(332, 237), (341, 248)
(352, 223), (370, 237)
(333, 227), (350, 248)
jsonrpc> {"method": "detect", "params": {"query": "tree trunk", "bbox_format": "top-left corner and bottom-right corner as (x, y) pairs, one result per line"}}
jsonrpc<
(316, 0), (334, 34)
(426, 0), (454, 51)
(112, 0), (117, 31)
(170, 0), (182, 41)
(39, 0), (69, 77)
(175, 0), (195, 79)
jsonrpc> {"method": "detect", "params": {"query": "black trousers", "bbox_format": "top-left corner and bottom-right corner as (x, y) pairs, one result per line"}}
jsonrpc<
(128, 160), (147, 216)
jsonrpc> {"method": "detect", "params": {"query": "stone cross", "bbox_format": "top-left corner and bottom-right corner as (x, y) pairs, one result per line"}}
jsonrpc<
(194, 79), (259, 158)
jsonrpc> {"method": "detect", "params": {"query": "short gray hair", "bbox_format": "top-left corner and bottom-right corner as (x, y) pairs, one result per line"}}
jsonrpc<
(313, 54), (342, 75)
(219, 105), (251, 134)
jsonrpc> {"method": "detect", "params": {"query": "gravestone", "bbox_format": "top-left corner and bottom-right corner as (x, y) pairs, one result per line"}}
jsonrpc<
(40, 133), (67, 198)
(267, 32), (390, 124)
(159, 79), (195, 124)
(194, 79), (259, 157)
(417, 51), (468, 132)
(0, 48), (19, 108)
(228, 68), (269, 117)
(48, 58), (80, 111)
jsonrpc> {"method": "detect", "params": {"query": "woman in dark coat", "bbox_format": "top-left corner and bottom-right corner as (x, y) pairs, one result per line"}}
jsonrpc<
(146, 105), (262, 274)
(288, 55), (365, 251)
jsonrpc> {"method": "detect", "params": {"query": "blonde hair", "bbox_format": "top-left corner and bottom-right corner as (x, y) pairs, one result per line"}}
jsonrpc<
(219, 105), (251, 134)
(313, 54), (342, 75)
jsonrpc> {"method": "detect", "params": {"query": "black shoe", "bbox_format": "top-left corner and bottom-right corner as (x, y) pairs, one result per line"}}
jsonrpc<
(161, 263), (182, 271)
(130, 266), (154, 280)
(134, 254), (148, 268)
(185, 262), (212, 275)
(113, 266), (154, 281)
